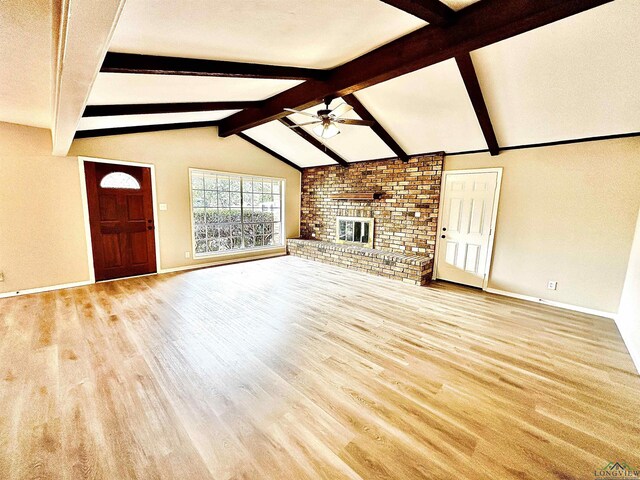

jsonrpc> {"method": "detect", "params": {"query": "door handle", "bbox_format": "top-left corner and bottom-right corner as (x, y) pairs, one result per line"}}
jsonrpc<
(148, 226), (154, 230)
(441, 235), (446, 239)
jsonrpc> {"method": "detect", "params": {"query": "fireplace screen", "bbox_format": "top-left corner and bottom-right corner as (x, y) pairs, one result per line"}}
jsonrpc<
(336, 216), (374, 248)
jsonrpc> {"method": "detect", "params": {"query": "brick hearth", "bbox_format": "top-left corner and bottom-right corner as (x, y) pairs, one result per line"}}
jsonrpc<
(287, 238), (433, 286)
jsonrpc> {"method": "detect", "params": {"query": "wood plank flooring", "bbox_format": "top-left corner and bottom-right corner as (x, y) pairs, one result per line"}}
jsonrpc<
(1, 255), (639, 479)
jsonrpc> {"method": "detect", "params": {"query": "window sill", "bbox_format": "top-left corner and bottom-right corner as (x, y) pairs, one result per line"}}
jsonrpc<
(193, 244), (285, 260)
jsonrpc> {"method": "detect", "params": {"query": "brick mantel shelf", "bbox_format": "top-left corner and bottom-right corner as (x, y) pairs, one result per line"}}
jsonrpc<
(328, 192), (383, 201)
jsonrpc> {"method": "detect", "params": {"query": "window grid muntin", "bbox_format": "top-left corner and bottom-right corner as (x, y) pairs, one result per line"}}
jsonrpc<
(191, 170), (283, 256)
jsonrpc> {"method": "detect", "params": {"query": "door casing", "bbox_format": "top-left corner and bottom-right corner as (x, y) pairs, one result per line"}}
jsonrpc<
(79, 156), (161, 283)
(433, 167), (503, 290)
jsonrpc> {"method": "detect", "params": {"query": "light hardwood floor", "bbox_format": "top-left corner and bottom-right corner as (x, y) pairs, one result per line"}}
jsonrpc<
(1, 256), (639, 479)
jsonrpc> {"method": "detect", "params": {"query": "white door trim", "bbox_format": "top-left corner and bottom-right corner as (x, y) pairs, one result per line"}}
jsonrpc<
(433, 167), (503, 290)
(78, 156), (162, 283)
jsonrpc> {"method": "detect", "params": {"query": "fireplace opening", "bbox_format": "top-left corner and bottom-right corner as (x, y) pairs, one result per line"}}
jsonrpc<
(336, 216), (374, 248)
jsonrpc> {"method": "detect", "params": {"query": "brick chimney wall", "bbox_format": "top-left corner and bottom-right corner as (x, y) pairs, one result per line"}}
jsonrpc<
(300, 153), (444, 259)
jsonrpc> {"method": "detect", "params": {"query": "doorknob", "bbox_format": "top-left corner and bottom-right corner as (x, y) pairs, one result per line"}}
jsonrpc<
(441, 235), (446, 239)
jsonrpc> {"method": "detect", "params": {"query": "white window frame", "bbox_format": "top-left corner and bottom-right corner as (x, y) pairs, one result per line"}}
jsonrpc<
(189, 168), (286, 259)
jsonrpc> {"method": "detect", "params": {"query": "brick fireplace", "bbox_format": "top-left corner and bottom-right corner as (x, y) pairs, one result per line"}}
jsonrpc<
(287, 153), (444, 285)
(300, 153), (443, 254)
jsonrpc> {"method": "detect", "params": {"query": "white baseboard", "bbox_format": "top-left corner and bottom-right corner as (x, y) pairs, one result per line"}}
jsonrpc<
(0, 280), (93, 299)
(614, 317), (640, 375)
(485, 287), (639, 374)
(0, 252), (286, 299)
(484, 287), (617, 319)
(158, 251), (286, 274)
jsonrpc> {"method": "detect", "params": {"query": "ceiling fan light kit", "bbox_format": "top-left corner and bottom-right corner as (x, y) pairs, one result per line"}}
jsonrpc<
(313, 122), (341, 139)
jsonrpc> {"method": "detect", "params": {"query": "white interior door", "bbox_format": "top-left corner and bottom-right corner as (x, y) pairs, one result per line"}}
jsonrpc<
(436, 170), (500, 288)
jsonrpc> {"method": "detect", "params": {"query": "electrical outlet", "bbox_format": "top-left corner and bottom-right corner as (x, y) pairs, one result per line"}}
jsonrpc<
(547, 281), (557, 290)
(185, 252), (191, 259)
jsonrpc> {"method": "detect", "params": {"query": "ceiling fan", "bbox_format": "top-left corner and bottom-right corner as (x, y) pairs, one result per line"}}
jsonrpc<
(284, 98), (375, 139)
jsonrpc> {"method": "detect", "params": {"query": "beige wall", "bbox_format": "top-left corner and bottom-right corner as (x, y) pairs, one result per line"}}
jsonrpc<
(2, 119), (637, 317)
(70, 127), (301, 272)
(0, 122), (301, 295)
(444, 137), (640, 313)
(0, 123), (90, 293)
(618, 206), (640, 372)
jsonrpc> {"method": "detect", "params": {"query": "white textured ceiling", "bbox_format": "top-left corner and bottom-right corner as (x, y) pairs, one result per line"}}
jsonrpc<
(0, 0), (52, 128)
(471, 0), (640, 147)
(77, 110), (239, 131)
(244, 121), (336, 168)
(3, 0), (636, 164)
(286, 99), (396, 162)
(109, 0), (426, 69)
(252, 0), (640, 165)
(87, 73), (302, 105)
(354, 59), (487, 154)
(440, 0), (480, 11)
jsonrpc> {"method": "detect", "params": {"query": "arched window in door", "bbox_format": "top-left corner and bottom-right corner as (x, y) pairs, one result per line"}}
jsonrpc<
(100, 172), (141, 189)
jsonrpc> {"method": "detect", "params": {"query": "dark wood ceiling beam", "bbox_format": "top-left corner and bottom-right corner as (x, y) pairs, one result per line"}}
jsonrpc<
(342, 93), (409, 162)
(219, 0), (612, 137)
(237, 133), (302, 172)
(74, 121), (220, 139)
(455, 53), (499, 156)
(101, 52), (328, 80)
(379, 0), (455, 25)
(279, 117), (349, 167)
(83, 101), (260, 117)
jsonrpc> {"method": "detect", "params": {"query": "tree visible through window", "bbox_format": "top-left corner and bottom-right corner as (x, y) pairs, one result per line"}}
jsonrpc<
(190, 170), (284, 256)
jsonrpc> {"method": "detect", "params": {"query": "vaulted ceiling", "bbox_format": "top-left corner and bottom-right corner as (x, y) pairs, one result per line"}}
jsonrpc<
(1, 0), (638, 167)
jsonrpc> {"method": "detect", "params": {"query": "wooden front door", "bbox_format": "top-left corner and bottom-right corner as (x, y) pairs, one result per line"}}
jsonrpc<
(84, 162), (157, 281)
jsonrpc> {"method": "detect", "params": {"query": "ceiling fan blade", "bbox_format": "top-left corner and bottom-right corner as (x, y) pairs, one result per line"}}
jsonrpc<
(284, 108), (318, 119)
(334, 118), (375, 126)
(330, 103), (353, 118)
(286, 121), (321, 128)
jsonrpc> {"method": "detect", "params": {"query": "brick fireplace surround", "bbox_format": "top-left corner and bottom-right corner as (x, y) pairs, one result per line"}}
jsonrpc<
(287, 153), (444, 285)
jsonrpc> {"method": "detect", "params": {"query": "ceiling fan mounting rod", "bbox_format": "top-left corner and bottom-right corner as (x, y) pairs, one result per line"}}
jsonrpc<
(323, 96), (335, 108)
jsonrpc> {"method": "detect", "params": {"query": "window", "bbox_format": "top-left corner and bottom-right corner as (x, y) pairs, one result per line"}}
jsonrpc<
(100, 172), (140, 189)
(190, 169), (284, 256)
(336, 216), (374, 248)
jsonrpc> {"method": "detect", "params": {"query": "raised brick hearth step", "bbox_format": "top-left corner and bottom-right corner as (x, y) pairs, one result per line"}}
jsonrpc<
(287, 238), (433, 286)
